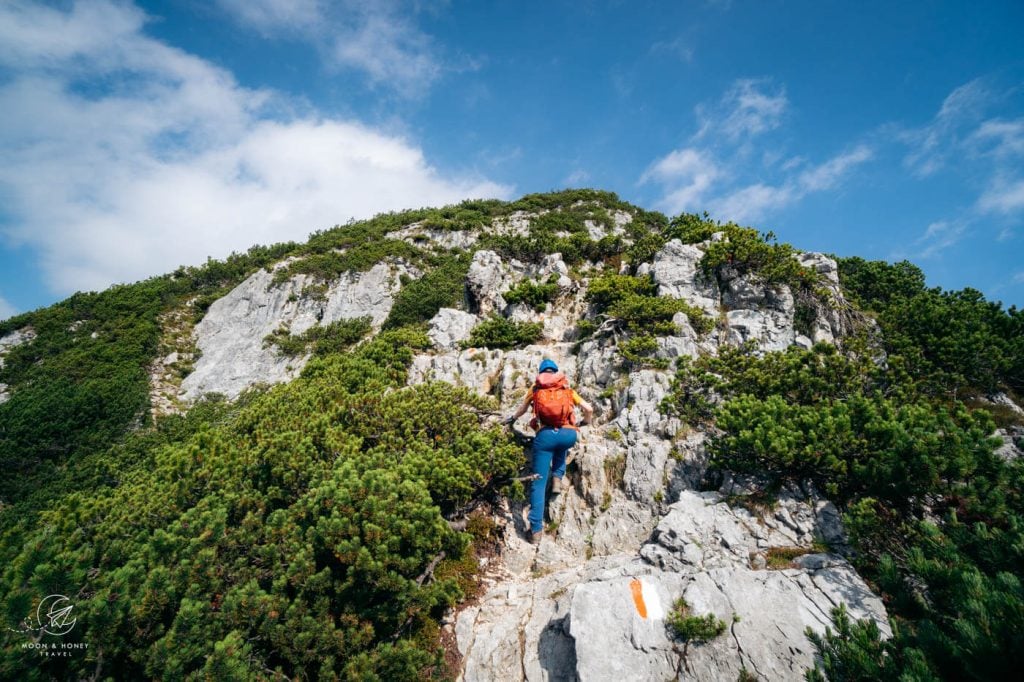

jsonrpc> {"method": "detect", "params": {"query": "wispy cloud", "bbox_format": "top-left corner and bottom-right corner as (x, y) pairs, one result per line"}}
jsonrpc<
(915, 219), (969, 259)
(217, 0), (446, 97)
(563, 169), (591, 186)
(710, 183), (793, 223)
(970, 117), (1024, 158)
(0, 295), (15, 322)
(641, 76), (871, 221)
(798, 145), (873, 192)
(216, 0), (322, 32)
(639, 148), (722, 214)
(978, 178), (1024, 215)
(643, 139), (871, 221)
(650, 37), (694, 63)
(901, 79), (992, 177)
(0, 1), (509, 296)
(709, 146), (872, 222)
(696, 78), (788, 142)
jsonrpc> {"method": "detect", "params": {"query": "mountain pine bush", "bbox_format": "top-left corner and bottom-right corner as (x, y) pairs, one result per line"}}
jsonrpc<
(0, 330), (522, 680)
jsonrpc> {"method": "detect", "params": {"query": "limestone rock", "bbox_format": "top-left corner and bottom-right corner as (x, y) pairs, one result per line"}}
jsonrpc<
(796, 252), (841, 286)
(795, 252), (853, 344)
(994, 428), (1024, 461)
(181, 262), (403, 400)
(428, 308), (477, 350)
(467, 250), (518, 316)
(590, 500), (656, 556)
(614, 370), (678, 440)
(386, 222), (479, 250)
(456, 557), (633, 682)
(725, 308), (795, 353)
(679, 563), (890, 681)
(651, 239), (721, 315)
(988, 392), (1024, 416)
(570, 572), (687, 682)
(0, 327), (35, 369)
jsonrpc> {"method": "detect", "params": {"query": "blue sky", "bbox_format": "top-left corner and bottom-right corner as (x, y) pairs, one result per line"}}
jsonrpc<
(1, 0), (1023, 319)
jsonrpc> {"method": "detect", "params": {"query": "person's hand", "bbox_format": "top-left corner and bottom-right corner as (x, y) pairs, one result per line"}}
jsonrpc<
(502, 414), (516, 425)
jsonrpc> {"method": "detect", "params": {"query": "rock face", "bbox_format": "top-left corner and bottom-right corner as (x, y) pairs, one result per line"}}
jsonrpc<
(454, 490), (888, 682)
(429, 308), (478, 350)
(0, 327), (35, 369)
(650, 239), (720, 316)
(181, 262), (406, 400)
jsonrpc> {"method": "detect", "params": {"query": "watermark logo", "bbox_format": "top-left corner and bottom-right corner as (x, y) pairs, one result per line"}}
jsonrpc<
(8, 594), (77, 636)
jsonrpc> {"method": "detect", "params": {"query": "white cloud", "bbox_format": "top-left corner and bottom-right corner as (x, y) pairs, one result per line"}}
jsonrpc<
(915, 219), (968, 259)
(696, 78), (788, 142)
(703, 146), (871, 223)
(902, 79), (991, 176)
(216, 0), (443, 97)
(798, 145), (873, 192)
(650, 37), (694, 63)
(1013, 271), (1024, 284)
(216, 0), (322, 32)
(0, 1), (509, 296)
(641, 74), (871, 223)
(978, 178), (1024, 215)
(971, 118), (1024, 158)
(563, 169), (590, 186)
(639, 148), (721, 214)
(710, 183), (792, 224)
(0, 295), (16, 321)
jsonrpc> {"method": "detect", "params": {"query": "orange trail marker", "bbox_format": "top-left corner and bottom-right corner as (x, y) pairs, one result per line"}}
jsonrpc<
(629, 578), (648, 619)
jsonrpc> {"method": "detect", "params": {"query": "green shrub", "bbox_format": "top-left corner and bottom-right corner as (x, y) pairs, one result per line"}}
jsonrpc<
(603, 454), (625, 489)
(664, 212), (720, 244)
(838, 258), (1024, 397)
(666, 598), (728, 642)
(264, 317), (372, 358)
(503, 276), (560, 310)
(462, 316), (543, 350)
(701, 225), (817, 290)
(384, 253), (472, 328)
(587, 273), (712, 335)
(0, 330), (521, 680)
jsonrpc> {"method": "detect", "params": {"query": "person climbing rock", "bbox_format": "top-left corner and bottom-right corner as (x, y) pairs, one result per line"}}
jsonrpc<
(505, 358), (594, 545)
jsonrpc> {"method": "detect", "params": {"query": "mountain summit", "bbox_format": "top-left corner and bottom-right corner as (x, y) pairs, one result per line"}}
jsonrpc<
(1, 190), (1022, 680)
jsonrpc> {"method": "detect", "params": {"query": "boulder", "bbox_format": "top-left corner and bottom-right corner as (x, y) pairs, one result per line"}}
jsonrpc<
(651, 239), (721, 316)
(467, 250), (517, 316)
(428, 308), (477, 350)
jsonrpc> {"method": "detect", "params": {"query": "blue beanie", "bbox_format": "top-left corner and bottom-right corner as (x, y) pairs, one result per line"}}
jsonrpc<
(539, 359), (559, 373)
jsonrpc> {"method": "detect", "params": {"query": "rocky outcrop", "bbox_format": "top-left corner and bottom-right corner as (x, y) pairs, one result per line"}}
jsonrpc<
(455, 492), (888, 682)
(0, 327), (36, 404)
(994, 427), (1024, 461)
(387, 222), (479, 250)
(181, 261), (407, 400)
(429, 308), (478, 350)
(169, 211), (882, 681)
(0, 327), (35, 369)
(648, 239), (721, 316)
(467, 250), (518, 316)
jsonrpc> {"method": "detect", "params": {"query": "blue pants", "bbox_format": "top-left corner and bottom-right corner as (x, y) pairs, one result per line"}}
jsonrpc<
(529, 427), (578, 533)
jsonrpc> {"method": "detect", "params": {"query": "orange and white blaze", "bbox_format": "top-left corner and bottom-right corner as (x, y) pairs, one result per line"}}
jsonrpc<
(628, 578), (664, 620)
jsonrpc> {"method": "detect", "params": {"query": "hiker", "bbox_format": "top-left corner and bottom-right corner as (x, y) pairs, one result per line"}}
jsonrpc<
(505, 359), (594, 545)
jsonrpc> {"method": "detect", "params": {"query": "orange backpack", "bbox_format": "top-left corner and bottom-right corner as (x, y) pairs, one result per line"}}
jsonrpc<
(532, 372), (577, 429)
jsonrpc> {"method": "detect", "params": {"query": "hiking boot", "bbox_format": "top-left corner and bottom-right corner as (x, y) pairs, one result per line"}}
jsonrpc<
(528, 529), (544, 545)
(551, 476), (563, 495)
